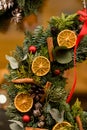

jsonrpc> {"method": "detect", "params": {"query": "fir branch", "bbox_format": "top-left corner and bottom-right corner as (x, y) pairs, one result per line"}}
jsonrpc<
(81, 111), (87, 129)
(59, 101), (75, 124)
(16, 0), (25, 8)
(6, 83), (18, 100)
(49, 13), (78, 31)
(19, 0), (44, 15)
(8, 64), (28, 80)
(47, 85), (67, 103)
(76, 35), (87, 62)
(6, 103), (22, 120)
(71, 99), (83, 118)
(13, 46), (25, 62)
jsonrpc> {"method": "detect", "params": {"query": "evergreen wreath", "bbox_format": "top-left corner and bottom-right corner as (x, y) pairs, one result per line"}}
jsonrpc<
(2, 10), (87, 130)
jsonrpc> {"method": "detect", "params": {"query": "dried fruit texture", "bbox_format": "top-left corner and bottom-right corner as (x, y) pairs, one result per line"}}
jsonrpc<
(14, 93), (33, 113)
(52, 121), (72, 130)
(32, 56), (50, 76)
(57, 29), (77, 48)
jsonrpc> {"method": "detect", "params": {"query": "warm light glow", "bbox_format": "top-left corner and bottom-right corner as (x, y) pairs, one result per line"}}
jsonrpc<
(0, 94), (7, 104)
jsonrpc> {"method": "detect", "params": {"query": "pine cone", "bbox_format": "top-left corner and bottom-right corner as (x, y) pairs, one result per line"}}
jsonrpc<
(30, 85), (45, 102)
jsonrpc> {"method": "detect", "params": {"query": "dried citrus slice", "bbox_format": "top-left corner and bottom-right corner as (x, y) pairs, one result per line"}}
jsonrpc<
(32, 56), (50, 76)
(52, 121), (72, 130)
(14, 93), (33, 113)
(57, 29), (77, 48)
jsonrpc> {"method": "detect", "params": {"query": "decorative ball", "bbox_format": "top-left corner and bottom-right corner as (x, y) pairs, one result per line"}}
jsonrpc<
(22, 115), (30, 122)
(28, 45), (37, 53)
(54, 69), (60, 75)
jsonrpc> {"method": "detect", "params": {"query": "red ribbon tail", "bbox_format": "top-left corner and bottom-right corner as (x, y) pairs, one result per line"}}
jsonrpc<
(66, 21), (87, 103)
(66, 64), (77, 103)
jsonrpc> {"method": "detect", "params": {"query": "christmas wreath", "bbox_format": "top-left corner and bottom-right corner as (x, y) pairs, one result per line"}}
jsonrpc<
(2, 8), (87, 130)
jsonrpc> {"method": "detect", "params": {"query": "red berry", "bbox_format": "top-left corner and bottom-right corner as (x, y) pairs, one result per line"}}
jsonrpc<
(28, 45), (37, 53)
(22, 115), (30, 122)
(54, 69), (60, 75)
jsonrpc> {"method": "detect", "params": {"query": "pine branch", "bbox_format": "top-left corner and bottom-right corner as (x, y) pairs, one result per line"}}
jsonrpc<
(49, 13), (78, 31)
(47, 85), (67, 103)
(17, 0), (25, 8)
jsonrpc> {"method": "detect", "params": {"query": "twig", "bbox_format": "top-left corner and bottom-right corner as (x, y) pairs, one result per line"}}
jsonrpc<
(76, 115), (84, 130)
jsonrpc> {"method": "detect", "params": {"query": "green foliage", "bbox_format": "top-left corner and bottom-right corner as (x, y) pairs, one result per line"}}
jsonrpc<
(76, 35), (87, 62)
(23, 26), (50, 56)
(6, 103), (22, 120)
(49, 13), (78, 31)
(59, 101), (75, 124)
(82, 111), (87, 129)
(47, 85), (67, 103)
(71, 98), (83, 118)
(16, 0), (44, 15)
(17, 0), (25, 8)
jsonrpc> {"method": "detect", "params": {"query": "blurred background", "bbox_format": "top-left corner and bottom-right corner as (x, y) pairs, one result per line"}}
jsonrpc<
(0, 0), (87, 130)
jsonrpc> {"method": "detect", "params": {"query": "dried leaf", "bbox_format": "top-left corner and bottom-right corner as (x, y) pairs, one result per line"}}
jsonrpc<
(6, 55), (18, 69)
(9, 123), (24, 130)
(9, 120), (23, 128)
(49, 108), (64, 122)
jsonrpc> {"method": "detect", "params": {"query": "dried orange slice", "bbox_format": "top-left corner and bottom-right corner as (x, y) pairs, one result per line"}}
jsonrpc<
(32, 56), (50, 76)
(57, 29), (77, 48)
(14, 93), (33, 113)
(52, 121), (72, 130)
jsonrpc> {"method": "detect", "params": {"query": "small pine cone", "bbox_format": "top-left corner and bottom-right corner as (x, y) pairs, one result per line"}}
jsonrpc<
(31, 85), (37, 90)
(38, 115), (45, 121)
(33, 109), (41, 117)
(34, 102), (42, 110)
(38, 87), (44, 94)
(35, 95), (40, 101)
(51, 26), (58, 36)
(37, 121), (45, 128)
(31, 85), (44, 94)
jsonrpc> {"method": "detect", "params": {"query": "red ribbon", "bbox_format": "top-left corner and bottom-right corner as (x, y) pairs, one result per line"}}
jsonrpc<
(66, 8), (87, 103)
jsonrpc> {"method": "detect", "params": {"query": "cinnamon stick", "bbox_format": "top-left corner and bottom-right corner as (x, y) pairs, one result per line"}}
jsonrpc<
(47, 37), (54, 62)
(76, 115), (84, 130)
(25, 127), (48, 130)
(12, 78), (34, 84)
(40, 81), (52, 102)
(44, 81), (52, 92)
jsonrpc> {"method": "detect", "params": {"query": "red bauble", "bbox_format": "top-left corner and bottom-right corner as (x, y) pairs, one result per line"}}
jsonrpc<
(54, 69), (60, 75)
(22, 115), (30, 122)
(28, 45), (37, 53)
